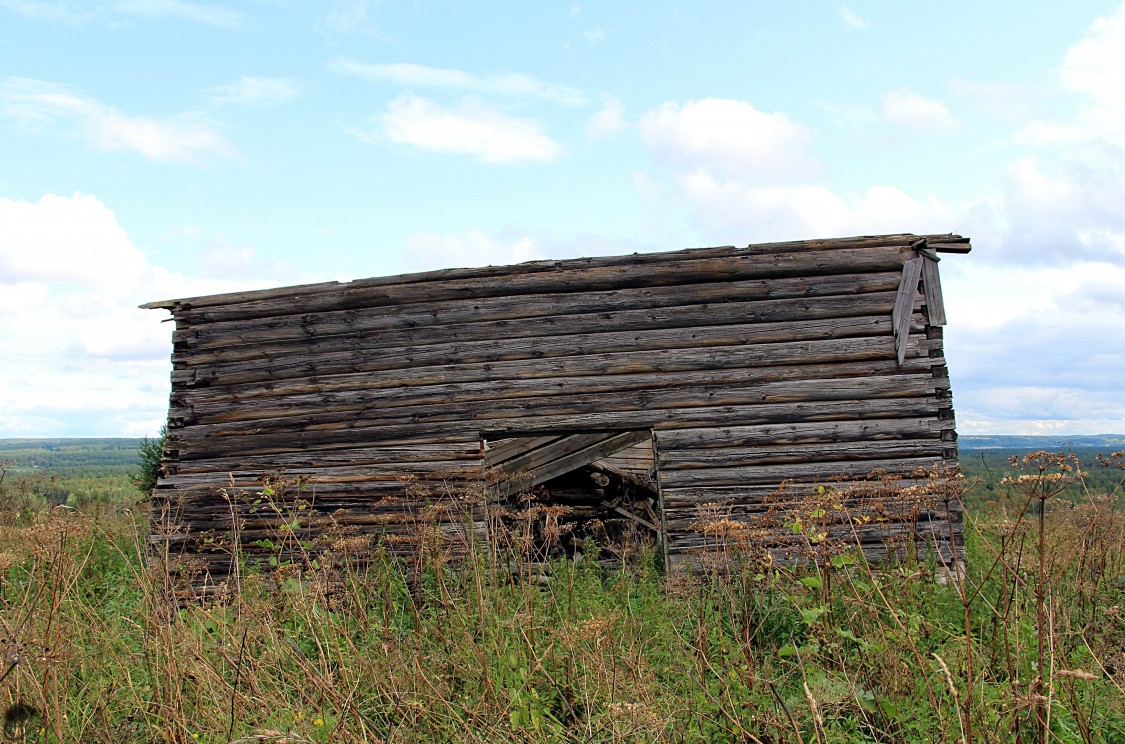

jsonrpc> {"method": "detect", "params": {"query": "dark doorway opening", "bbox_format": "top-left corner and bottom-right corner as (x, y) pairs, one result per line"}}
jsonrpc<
(481, 430), (663, 561)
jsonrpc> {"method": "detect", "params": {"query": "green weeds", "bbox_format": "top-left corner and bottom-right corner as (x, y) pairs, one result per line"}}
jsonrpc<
(0, 453), (1123, 742)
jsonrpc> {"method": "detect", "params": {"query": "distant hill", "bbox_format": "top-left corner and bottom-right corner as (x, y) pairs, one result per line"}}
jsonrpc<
(960, 434), (1125, 451)
(0, 438), (145, 477)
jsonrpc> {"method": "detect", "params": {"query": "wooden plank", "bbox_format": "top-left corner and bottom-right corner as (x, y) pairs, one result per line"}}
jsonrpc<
(660, 470), (960, 508)
(482, 435), (562, 468)
(171, 395), (946, 461)
(492, 430), (651, 495)
(173, 375), (941, 442)
(893, 257), (924, 365)
(491, 432), (628, 475)
(169, 246), (918, 324)
(168, 287), (904, 364)
(173, 332), (933, 393)
(178, 352), (929, 424)
(169, 444), (484, 475)
(172, 313), (904, 389)
(177, 362), (941, 434)
(658, 455), (953, 488)
(160, 459), (485, 487)
(171, 276), (904, 355)
(654, 417), (952, 450)
(921, 257), (947, 326)
(892, 258), (923, 333)
(152, 241), (931, 320)
(658, 439), (949, 469)
(144, 234), (968, 313)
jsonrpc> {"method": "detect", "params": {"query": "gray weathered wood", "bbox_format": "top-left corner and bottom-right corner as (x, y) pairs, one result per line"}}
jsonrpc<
(145, 233), (971, 585)
(921, 256), (947, 326)
(894, 257), (924, 365)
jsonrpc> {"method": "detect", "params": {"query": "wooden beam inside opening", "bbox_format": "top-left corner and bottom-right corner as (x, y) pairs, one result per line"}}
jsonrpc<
(487, 429), (652, 496)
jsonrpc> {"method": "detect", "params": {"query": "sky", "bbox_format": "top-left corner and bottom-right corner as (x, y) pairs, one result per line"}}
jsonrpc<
(1, 1), (1124, 438)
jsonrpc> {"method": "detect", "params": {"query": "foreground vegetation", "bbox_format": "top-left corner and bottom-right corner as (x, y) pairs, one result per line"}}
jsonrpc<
(0, 453), (1123, 742)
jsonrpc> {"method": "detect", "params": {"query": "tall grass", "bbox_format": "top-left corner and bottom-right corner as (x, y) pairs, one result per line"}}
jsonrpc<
(0, 453), (1123, 743)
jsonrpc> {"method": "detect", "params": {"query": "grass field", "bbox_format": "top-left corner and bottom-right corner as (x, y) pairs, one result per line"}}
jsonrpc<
(0, 444), (1123, 742)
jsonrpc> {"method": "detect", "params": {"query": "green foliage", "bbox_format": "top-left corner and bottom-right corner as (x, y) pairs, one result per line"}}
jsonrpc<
(131, 425), (166, 495)
(0, 437), (144, 478)
(0, 457), (1123, 742)
(961, 445), (1125, 507)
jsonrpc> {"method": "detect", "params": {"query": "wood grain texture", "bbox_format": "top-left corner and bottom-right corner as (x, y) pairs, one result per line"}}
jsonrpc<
(146, 233), (971, 585)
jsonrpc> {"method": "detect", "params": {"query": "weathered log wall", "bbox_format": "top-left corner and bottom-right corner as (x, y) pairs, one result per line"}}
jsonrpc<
(146, 233), (969, 583)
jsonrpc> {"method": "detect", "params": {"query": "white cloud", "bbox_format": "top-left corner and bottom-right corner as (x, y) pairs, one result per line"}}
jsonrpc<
(1059, 3), (1125, 109)
(111, 0), (245, 28)
(0, 193), (287, 436)
(0, 0), (246, 27)
(406, 230), (544, 272)
(636, 96), (960, 243)
(988, 9), (1125, 267)
(317, 0), (381, 39)
(664, 171), (958, 243)
(949, 78), (1037, 123)
(206, 76), (301, 106)
(882, 88), (959, 131)
(583, 26), (605, 44)
(944, 261), (1125, 434)
(0, 1), (91, 22)
(982, 154), (1125, 265)
(0, 192), (145, 287)
(816, 100), (879, 128)
(640, 98), (819, 183)
(402, 228), (650, 274)
(839, 6), (867, 30)
(0, 77), (233, 163)
(586, 94), (626, 139)
(375, 94), (561, 164)
(331, 59), (588, 106)
(1021, 4), (1125, 149)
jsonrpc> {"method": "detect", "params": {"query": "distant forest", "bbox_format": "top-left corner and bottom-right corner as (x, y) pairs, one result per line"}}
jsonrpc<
(0, 438), (144, 478)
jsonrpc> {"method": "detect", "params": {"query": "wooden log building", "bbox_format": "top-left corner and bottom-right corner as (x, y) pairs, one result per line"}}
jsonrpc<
(144, 233), (970, 583)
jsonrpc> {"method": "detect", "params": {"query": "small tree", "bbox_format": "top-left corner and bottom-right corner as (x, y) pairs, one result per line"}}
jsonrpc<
(132, 424), (167, 496)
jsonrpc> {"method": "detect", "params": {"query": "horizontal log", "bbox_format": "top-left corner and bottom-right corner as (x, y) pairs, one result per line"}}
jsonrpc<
(172, 286), (903, 361)
(658, 439), (950, 470)
(654, 417), (953, 450)
(173, 331), (937, 395)
(172, 311), (917, 392)
(171, 395), (947, 461)
(161, 459), (484, 487)
(660, 470), (962, 507)
(180, 360), (940, 436)
(659, 492), (955, 518)
(169, 443), (482, 475)
(173, 375), (942, 444)
(658, 456), (954, 488)
(163, 244), (921, 323)
(143, 234), (965, 313)
(665, 520), (961, 552)
(178, 356), (932, 422)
